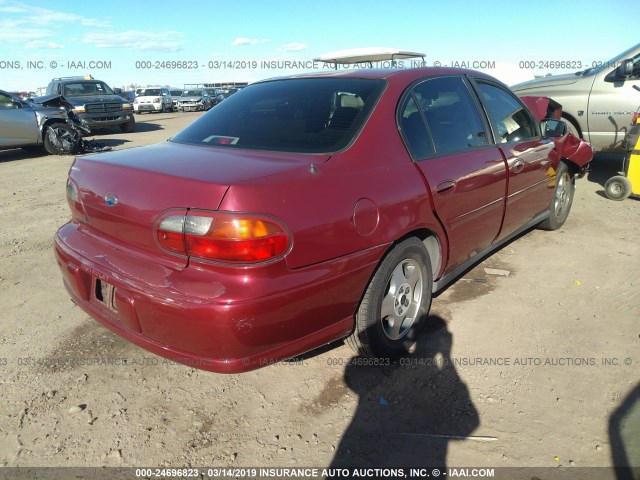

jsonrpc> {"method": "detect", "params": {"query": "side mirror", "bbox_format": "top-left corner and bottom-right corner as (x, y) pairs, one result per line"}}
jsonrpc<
(617, 59), (634, 77)
(541, 119), (567, 138)
(605, 59), (634, 82)
(113, 88), (122, 94)
(12, 101), (23, 109)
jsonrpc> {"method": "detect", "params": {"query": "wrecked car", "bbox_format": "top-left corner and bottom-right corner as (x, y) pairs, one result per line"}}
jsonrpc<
(1, 88), (70, 154)
(54, 68), (593, 373)
(177, 89), (213, 112)
(0, 90), (112, 155)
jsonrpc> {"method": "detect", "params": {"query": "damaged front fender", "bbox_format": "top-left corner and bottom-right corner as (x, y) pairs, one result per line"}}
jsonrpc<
(521, 95), (593, 175)
(551, 133), (594, 177)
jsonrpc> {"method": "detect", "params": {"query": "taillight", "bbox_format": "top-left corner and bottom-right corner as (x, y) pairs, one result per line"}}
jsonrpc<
(632, 112), (639, 125)
(66, 178), (87, 221)
(156, 211), (290, 264)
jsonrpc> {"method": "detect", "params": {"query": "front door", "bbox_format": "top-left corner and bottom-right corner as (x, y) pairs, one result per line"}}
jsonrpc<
(472, 80), (555, 240)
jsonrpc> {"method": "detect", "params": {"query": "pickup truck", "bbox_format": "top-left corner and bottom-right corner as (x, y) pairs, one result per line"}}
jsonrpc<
(512, 44), (640, 152)
(45, 76), (135, 133)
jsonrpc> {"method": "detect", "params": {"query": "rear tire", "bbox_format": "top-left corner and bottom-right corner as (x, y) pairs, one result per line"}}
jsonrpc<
(604, 175), (632, 201)
(538, 162), (575, 231)
(347, 237), (433, 358)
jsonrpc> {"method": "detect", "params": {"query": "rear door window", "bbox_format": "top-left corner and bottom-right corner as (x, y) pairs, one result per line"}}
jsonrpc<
(399, 76), (489, 158)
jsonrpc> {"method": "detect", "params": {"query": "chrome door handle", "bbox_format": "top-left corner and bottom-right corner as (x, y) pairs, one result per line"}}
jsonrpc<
(436, 180), (456, 194)
(512, 159), (525, 174)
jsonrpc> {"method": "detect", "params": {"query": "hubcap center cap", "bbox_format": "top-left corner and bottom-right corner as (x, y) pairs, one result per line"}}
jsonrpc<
(394, 283), (412, 316)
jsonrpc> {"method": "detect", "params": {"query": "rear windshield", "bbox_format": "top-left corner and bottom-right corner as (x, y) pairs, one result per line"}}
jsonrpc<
(171, 78), (385, 153)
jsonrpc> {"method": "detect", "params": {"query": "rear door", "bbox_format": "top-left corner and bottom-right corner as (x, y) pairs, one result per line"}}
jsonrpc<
(471, 80), (555, 241)
(398, 75), (507, 272)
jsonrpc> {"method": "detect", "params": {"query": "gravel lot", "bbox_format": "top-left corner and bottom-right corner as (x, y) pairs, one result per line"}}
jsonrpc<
(0, 112), (638, 475)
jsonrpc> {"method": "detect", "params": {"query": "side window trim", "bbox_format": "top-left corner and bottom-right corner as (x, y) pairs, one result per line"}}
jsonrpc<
(409, 90), (436, 158)
(461, 75), (497, 145)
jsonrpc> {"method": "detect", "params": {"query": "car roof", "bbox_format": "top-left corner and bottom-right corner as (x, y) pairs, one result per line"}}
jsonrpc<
(257, 67), (502, 85)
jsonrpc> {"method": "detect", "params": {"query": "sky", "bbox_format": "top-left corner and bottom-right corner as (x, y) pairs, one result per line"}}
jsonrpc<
(1, 0), (638, 93)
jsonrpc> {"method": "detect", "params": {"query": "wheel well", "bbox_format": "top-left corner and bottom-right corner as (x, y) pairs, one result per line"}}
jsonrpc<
(561, 112), (583, 138)
(40, 119), (66, 141)
(393, 229), (442, 279)
(561, 158), (581, 178)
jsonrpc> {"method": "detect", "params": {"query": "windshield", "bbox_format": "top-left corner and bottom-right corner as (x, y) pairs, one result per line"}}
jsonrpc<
(62, 81), (115, 97)
(138, 88), (162, 96)
(171, 77), (386, 154)
(182, 90), (202, 97)
(583, 43), (640, 76)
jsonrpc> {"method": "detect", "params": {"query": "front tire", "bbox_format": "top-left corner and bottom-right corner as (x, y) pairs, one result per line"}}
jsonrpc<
(43, 123), (78, 155)
(120, 117), (135, 133)
(538, 162), (575, 231)
(347, 237), (433, 358)
(604, 175), (632, 201)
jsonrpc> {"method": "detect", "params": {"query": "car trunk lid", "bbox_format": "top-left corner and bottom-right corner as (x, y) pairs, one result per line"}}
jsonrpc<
(69, 142), (325, 267)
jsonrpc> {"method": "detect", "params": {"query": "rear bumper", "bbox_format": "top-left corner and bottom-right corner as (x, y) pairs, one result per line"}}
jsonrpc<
(54, 222), (384, 373)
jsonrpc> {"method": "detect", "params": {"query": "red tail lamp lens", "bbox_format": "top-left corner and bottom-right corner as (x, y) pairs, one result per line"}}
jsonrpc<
(156, 212), (290, 264)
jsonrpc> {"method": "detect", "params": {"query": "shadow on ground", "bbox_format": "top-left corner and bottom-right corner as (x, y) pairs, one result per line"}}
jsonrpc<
(329, 316), (479, 474)
(610, 384), (640, 480)
(587, 152), (626, 187)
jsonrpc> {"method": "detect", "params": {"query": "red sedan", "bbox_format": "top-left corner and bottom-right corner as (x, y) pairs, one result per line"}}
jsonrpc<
(54, 68), (593, 373)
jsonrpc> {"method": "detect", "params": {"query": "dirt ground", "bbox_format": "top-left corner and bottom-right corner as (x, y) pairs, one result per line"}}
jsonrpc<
(0, 112), (638, 475)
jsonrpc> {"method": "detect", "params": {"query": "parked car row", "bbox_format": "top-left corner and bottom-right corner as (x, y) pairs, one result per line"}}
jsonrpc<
(122, 87), (232, 113)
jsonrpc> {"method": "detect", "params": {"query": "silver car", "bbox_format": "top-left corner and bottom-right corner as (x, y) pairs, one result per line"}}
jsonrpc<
(512, 44), (640, 152)
(177, 89), (212, 112)
(0, 89), (69, 154)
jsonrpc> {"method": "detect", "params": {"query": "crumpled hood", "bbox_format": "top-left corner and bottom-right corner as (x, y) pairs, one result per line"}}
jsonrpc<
(59, 94), (126, 106)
